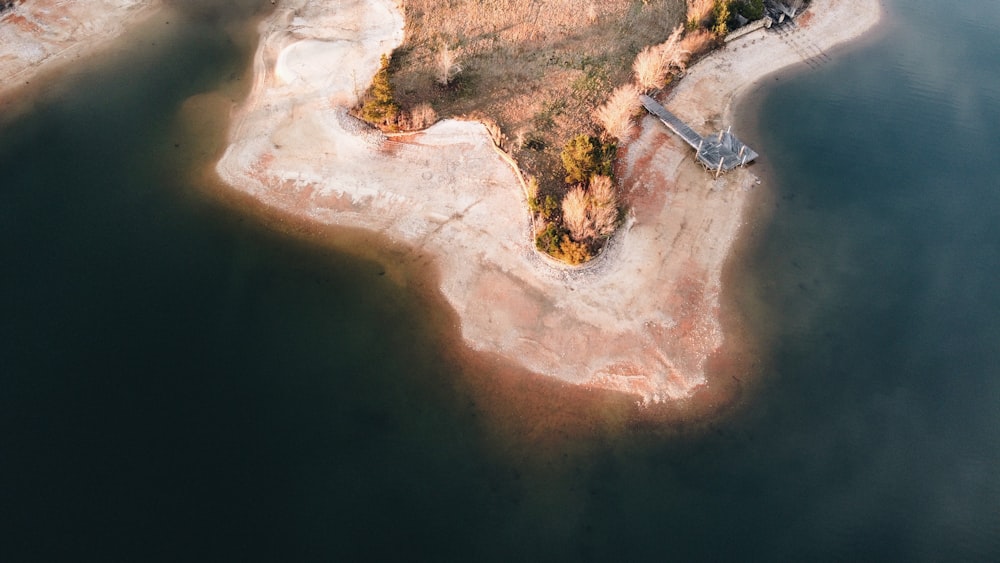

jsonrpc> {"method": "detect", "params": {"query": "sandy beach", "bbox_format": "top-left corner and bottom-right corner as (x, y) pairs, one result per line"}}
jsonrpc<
(216, 0), (882, 403)
(0, 0), (159, 100)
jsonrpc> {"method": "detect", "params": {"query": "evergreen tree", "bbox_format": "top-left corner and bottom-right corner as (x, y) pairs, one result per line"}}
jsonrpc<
(712, 0), (731, 36)
(562, 134), (598, 184)
(561, 134), (613, 184)
(362, 54), (398, 125)
(737, 0), (765, 20)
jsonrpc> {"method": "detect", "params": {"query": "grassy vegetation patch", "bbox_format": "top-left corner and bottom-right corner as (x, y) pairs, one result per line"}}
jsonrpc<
(370, 0), (723, 264)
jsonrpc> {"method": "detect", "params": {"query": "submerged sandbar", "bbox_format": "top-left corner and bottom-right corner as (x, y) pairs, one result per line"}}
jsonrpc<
(0, 0), (158, 100)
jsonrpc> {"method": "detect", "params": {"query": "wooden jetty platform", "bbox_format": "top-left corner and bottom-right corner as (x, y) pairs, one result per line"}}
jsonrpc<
(639, 94), (758, 174)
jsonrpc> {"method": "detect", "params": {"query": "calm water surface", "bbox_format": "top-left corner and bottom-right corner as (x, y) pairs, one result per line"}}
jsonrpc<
(1, 0), (998, 560)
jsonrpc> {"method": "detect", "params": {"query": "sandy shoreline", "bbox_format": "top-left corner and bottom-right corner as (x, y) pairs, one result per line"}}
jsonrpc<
(214, 0), (882, 403)
(0, 0), (159, 101)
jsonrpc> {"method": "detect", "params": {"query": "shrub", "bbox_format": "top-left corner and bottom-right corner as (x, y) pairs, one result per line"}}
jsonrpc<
(529, 192), (559, 221)
(526, 176), (539, 201)
(712, 0), (731, 36)
(555, 235), (592, 265)
(561, 134), (615, 184)
(632, 26), (688, 92)
(562, 185), (594, 241)
(680, 28), (716, 59)
(588, 175), (620, 237)
(541, 194), (559, 220)
(409, 103), (438, 129)
(560, 175), (621, 246)
(633, 45), (663, 91)
(561, 134), (598, 184)
(535, 222), (565, 254)
(735, 0), (764, 20)
(596, 83), (642, 141)
(686, 0), (715, 27)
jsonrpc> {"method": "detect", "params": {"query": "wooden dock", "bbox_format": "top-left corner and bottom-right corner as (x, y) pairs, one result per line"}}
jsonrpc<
(639, 94), (758, 173)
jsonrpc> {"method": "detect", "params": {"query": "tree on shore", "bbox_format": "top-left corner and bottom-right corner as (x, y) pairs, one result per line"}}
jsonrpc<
(712, 0), (731, 36)
(362, 54), (398, 126)
(561, 134), (614, 184)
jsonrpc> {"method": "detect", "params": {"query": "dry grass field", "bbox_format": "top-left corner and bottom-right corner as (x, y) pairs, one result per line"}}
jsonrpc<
(390, 0), (688, 192)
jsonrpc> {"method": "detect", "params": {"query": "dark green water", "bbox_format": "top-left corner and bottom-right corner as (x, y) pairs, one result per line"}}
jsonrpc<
(2, 0), (999, 560)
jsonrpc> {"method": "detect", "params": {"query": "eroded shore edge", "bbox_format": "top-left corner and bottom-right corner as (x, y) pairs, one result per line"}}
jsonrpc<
(0, 0), (160, 104)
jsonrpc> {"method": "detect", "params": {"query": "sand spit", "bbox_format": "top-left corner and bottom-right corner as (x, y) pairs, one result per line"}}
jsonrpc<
(218, 0), (882, 403)
(0, 0), (158, 99)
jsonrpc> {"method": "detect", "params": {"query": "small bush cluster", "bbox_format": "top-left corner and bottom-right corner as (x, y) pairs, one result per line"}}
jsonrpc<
(735, 0), (765, 20)
(370, 0), (759, 265)
(408, 103), (438, 130)
(531, 137), (620, 265)
(705, 0), (768, 37)
(356, 55), (441, 132)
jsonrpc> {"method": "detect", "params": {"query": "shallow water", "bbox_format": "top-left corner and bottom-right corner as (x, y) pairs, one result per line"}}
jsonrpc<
(1, 0), (999, 560)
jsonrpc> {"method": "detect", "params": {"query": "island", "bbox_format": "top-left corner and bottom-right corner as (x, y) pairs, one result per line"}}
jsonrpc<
(217, 0), (881, 403)
(1, 0), (883, 404)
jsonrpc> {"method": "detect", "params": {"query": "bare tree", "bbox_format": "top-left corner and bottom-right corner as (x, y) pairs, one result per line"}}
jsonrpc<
(562, 185), (593, 241)
(436, 43), (463, 86)
(595, 83), (641, 141)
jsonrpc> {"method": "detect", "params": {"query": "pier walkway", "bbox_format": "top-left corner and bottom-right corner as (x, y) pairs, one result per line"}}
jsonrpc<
(639, 94), (758, 173)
